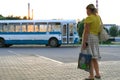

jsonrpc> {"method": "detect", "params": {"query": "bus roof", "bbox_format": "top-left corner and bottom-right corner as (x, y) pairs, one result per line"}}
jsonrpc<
(0, 20), (76, 24)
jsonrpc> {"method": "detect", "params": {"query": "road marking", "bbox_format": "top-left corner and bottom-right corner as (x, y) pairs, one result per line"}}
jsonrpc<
(39, 55), (63, 64)
(7, 50), (20, 56)
(7, 51), (63, 64)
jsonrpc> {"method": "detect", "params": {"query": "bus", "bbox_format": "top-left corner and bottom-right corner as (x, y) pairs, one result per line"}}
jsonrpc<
(0, 20), (79, 47)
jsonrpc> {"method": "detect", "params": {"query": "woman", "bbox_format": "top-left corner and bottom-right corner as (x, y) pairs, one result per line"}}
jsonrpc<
(82, 4), (101, 80)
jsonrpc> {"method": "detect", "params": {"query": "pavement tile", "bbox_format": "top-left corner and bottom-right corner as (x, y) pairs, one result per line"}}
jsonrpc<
(0, 55), (119, 80)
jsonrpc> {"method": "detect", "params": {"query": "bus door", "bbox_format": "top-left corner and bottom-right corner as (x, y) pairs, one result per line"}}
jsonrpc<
(68, 23), (74, 43)
(62, 23), (74, 44)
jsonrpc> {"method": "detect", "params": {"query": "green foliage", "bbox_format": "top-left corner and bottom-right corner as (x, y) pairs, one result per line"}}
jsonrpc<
(5, 15), (22, 20)
(77, 19), (84, 37)
(100, 40), (112, 44)
(23, 16), (28, 20)
(0, 14), (6, 20)
(109, 25), (119, 37)
(0, 14), (27, 20)
(119, 29), (120, 36)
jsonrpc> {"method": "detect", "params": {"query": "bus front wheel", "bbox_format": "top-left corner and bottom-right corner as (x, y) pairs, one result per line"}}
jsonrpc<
(0, 38), (5, 47)
(49, 38), (58, 47)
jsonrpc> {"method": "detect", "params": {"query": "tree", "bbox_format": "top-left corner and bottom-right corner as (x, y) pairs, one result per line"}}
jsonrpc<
(109, 25), (119, 37)
(5, 15), (22, 20)
(0, 14), (6, 20)
(0, 14), (3, 17)
(23, 16), (27, 20)
(0, 14), (27, 20)
(77, 19), (84, 38)
(119, 29), (120, 36)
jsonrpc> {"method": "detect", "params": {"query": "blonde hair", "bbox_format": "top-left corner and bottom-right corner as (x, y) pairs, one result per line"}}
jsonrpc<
(86, 4), (97, 14)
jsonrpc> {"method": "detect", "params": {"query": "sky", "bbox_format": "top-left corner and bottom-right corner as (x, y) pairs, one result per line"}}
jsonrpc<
(0, 0), (120, 25)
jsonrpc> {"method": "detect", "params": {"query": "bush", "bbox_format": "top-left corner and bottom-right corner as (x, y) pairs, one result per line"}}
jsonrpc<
(77, 19), (84, 37)
(109, 26), (119, 37)
(100, 40), (112, 44)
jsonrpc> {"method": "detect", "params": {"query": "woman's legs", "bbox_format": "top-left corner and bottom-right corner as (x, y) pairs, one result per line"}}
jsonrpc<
(93, 59), (100, 76)
(89, 59), (94, 78)
(89, 59), (100, 78)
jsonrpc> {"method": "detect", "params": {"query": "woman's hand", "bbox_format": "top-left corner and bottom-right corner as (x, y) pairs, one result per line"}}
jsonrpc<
(82, 42), (87, 50)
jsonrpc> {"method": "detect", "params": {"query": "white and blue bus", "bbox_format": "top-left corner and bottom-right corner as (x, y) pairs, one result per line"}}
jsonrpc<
(0, 20), (79, 47)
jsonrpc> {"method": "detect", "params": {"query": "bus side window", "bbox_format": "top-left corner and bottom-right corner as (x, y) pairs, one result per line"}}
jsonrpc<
(40, 23), (47, 32)
(3, 23), (8, 32)
(28, 23), (34, 32)
(35, 24), (40, 32)
(9, 23), (15, 32)
(48, 23), (61, 32)
(48, 23), (53, 32)
(22, 23), (27, 32)
(15, 24), (21, 32)
(54, 23), (61, 32)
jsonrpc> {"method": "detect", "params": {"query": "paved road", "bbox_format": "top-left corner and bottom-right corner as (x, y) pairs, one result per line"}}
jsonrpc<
(0, 45), (120, 80)
(0, 45), (120, 63)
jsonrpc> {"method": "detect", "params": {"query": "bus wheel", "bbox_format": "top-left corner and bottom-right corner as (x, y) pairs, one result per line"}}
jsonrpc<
(57, 44), (61, 47)
(45, 44), (49, 47)
(5, 44), (12, 48)
(0, 38), (5, 47)
(49, 38), (58, 47)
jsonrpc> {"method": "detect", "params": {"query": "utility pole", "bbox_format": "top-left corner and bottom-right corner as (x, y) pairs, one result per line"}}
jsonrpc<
(28, 3), (30, 20)
(96, 0), (98, 11)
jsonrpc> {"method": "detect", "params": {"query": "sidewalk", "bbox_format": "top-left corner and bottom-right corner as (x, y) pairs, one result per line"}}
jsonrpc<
(0, 54), (120, 80)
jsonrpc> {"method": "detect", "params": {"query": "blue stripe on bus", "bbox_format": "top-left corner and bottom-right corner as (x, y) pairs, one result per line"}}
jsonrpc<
(49, 32), (61, 34)
(0, 32), (61, 35)
(5, 40), (48, 44)
(5, 40), (62, 45)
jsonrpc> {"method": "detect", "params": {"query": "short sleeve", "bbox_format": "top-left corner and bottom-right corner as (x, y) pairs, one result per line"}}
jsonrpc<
(84, 16), (93, 24)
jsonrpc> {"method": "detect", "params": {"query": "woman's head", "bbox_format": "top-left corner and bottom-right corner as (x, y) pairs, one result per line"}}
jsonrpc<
(86, 4), (97, 15)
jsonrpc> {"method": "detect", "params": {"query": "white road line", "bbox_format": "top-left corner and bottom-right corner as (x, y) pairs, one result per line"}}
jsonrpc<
(7, 51), (63, 64)
(39, 55), (63, 64)
(7, 50), (20, 56)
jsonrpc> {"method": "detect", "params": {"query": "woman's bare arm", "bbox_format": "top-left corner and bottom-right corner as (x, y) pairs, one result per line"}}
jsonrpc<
(82, 23), (90, 49)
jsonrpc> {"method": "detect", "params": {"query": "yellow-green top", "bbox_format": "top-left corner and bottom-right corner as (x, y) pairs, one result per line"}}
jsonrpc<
(84, 14), (101, 35)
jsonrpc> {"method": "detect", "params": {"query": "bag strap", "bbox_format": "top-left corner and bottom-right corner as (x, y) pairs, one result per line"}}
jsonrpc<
(98, 16), (105, 34)
(99, 16), (104, 29)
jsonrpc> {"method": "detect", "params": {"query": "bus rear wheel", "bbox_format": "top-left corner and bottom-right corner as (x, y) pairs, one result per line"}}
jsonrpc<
(5, 44), (12, 48)
(49, 38), (58, 47)
(0, 38), (5, 47)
